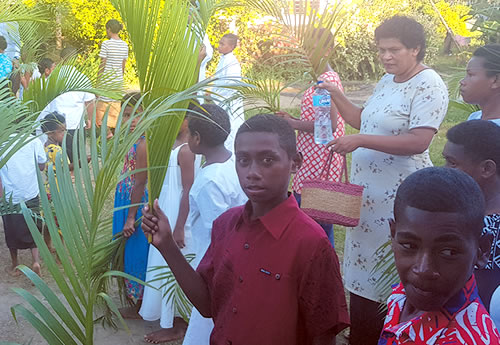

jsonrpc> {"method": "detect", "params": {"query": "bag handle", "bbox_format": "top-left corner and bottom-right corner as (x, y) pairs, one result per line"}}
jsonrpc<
(319, 151), (349, 183)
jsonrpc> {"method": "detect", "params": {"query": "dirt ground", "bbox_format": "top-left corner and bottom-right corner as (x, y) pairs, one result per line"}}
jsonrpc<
(0, 82), (374, 345)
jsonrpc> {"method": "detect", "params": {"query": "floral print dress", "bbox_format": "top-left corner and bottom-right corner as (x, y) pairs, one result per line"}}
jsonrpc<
(344, 69), (448, 302)
(112, 137), (149, 302)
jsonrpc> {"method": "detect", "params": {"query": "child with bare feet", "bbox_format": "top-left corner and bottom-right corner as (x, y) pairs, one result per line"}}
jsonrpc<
(112, 93), (149, 319)
(142, 115), (349, 345)
(0, 133), (47, 277)
(146, 103), (247, 345)
(139, 115), (199, 343)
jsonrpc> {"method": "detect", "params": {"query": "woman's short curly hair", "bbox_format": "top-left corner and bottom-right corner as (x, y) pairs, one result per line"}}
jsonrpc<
(375, 15), (427, 62)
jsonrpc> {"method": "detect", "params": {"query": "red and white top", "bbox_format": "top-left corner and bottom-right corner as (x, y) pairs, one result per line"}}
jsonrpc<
(292, 71), (345, 194)
(378, 276), (500, 345)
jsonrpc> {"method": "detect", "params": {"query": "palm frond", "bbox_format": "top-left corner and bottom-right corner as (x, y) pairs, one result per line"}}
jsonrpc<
(243, 0), (347, 81)
(0, 81), (42, 169)
(234, 75), (288, 112)
(146, 254), (196, 322)
(22, 56), (122, 113)
(110, 0), (219, 210)
(372, 240), (398, 303)
(0, 1), (47, 24)
(17, 20), (50, 70)
(11, 76), (211, 343)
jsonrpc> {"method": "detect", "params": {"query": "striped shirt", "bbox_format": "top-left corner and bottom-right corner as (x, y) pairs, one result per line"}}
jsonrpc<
(99, 38), (128, 100)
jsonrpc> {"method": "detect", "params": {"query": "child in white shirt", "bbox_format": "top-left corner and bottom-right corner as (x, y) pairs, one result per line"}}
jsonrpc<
(212, 33), (244, 152)
(0, 136), (47, 276)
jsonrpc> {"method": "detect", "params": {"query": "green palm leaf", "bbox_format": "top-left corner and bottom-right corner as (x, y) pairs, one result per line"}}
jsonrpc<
(110, 0), (221, 211)
(0, 1), (47, 24)
(372, 240), (398, 305)
(22, 56), (122, 113)
(11, 81), (208, 343)
(243, 0), (347, 81)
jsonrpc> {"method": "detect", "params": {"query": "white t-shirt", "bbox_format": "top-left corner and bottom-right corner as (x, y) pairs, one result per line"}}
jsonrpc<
(38, 66), (96, 133)
(491, 286), (500, 328)
(187, 155), (247, 267)
(0, 135), (47, 203)
(0, 22), (20, 60)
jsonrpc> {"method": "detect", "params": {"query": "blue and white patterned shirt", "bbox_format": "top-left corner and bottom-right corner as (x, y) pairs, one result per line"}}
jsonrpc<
(0, 53), (12, 80)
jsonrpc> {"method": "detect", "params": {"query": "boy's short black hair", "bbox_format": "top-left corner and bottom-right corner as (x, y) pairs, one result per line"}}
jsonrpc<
(41, 112), (66, 133)
(236, 114), (297, 158)
(0, 36), (7, 51)
(222, 33), (238, 48)
(394, 167), (485, 239)
(375, 15), (427, 61)
(187, 102), (230, 147)
(473, 44), (500, 77)
(38, 57), (54, 74)
(447, 120), (500, 176)
(122, 92), (142, 107)
(106, 19), (123, 34)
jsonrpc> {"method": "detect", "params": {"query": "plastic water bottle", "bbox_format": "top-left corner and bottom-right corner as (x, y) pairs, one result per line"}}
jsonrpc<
(313, 81), (333, 144)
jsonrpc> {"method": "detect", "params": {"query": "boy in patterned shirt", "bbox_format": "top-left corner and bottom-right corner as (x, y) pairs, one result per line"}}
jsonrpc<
(0, 36), (13, 81)
(442, 120), (500, 311)
(379, 167), (500, 345)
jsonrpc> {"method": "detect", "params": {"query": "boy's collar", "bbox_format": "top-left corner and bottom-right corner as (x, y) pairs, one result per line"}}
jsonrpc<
(240, 194), (298, 240)
(441, 274), (479, 318)
(385, 275), (481, 342)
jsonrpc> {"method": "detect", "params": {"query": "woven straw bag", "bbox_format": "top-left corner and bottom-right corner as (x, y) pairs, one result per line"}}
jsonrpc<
(301, 151), (364, 227)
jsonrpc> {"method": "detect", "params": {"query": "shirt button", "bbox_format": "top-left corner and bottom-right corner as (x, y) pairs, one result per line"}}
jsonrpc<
(232, 307), (237, 314)
(244, 243), (250, 249)
(239, 276), (243, 283)
(275, 273), (281, 280)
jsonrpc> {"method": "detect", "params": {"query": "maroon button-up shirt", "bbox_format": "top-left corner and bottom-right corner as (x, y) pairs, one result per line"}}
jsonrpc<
(197, 195), (349, 345)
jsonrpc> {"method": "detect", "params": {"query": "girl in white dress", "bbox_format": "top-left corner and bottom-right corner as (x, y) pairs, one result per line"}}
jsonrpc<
(140, 119), (199, 344)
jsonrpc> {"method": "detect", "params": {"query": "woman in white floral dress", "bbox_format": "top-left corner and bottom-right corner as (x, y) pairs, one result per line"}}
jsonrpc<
(318, 16), (448, 345)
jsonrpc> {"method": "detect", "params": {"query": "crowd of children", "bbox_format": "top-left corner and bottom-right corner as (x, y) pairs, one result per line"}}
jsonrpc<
(1, 12), (500, 345)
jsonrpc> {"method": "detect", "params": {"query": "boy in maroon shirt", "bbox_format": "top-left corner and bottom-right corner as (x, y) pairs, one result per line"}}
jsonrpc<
(142, 114), (349, 345)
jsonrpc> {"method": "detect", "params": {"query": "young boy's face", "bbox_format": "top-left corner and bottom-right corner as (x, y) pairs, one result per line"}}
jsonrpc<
(49, 124), (66, 144)
(123, 104), (143, 132)
(44, 63), (56, 78)
(390, 206), (482, 312)
(442, 141), (482, 183)
(187, 127), (202, 155)
(218, 38), (234, 55)
(235, 132), (301, 206)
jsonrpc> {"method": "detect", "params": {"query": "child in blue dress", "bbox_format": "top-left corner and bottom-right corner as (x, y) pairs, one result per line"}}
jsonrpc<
(112, 93), (149, 318)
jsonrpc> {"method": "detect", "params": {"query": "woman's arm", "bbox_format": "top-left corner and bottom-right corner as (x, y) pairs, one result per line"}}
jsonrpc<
(275, 112), (314, 133)
(328, 127), (436, 156)
(122, 138), (148, 237)
(317, 81), (363, 130)
(276, 98), (340, 134)
(172, 145), (196, 248)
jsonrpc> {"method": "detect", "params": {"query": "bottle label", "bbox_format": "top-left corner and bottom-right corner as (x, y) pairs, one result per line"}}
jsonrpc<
(312, 94), (331, 107)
